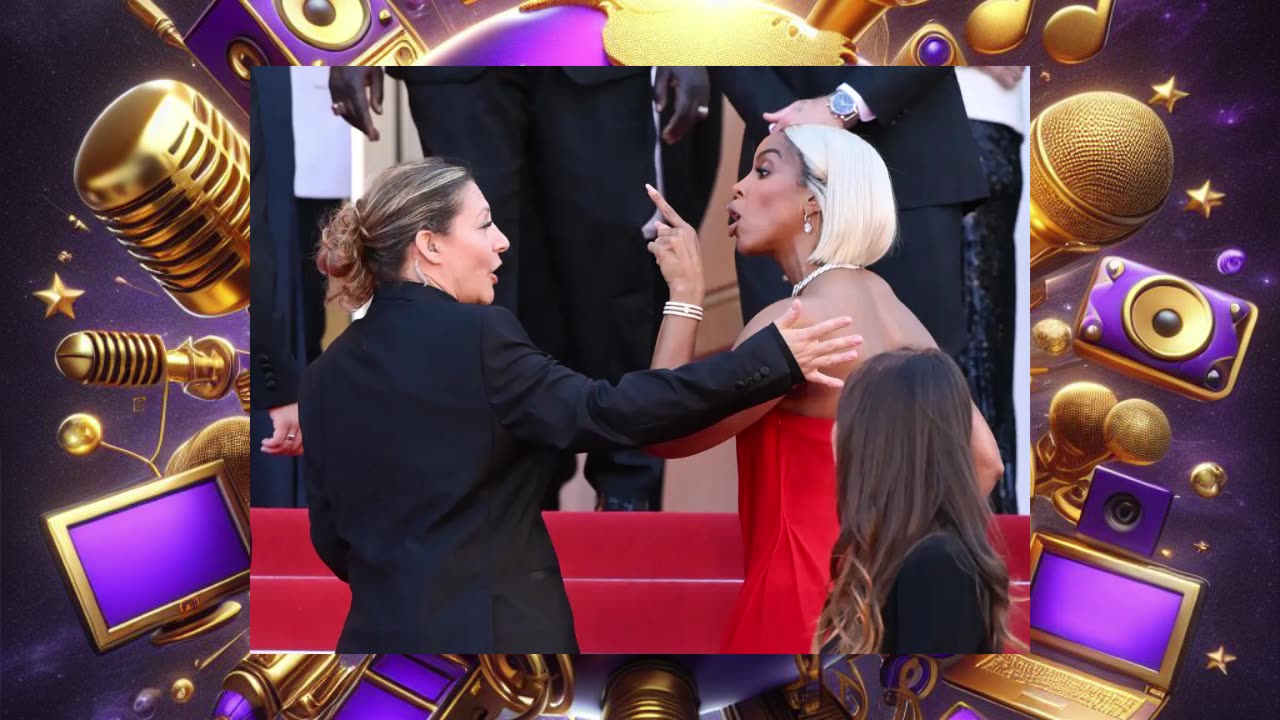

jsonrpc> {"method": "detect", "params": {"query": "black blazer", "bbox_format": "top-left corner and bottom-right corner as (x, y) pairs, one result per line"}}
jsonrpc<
(716, 68), (989, 212)
(248, 68), (298, 410)
(298, 281), (805, 652)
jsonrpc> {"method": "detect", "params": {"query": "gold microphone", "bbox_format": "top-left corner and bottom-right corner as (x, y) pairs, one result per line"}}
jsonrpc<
(235, 369), (250, 412)
(167, 416), (250, 511)
(218, 653), (364, 720)
(1030, 92), (1174, 308)
(807, 0), (929, 43)
(601, 660), (699, 720)
(1037, 384), (1171, 522)
(74, 80), (250, 317)
(55, 330), (239, 401)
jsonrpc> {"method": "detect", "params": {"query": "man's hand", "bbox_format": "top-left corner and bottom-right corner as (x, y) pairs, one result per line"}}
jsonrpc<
(654, 67), (711, 144)
(763, 95), (848, 134)
(262, 403), (303, 456)
(977, 66), (1025, 90)
(329, 67), (385, 141)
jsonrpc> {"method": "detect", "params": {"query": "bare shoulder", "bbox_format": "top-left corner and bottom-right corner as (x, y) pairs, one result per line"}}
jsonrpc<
(737, 295), (834, 348)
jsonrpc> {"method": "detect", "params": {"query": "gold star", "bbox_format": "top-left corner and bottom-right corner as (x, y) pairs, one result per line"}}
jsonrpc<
(1194, 540), (1209, 553)
(1159, 548), (1173, 559)
(1205, 646), (1237, 675)
(1149, 76), (1189, 113)
(32, 273), (85, 319)
(1184, 180), (1226, 219)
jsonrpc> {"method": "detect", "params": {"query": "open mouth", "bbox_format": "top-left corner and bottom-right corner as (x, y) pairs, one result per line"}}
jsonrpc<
(728, 207), (741, 236)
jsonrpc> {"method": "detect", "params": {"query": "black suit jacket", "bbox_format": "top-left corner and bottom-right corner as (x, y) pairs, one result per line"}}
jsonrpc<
(716, 68), (988, 212)
(298, 281), (804, 652)
(249, 68), (298, 409)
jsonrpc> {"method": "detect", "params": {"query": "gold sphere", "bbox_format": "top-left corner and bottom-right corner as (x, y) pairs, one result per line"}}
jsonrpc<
(171, 678), (195, 703)
(1103, 399), (1171, 464)
(58, 413), (102, 456)
(1190, 462), (1227, 498)
(1033, 318), (1073, 355)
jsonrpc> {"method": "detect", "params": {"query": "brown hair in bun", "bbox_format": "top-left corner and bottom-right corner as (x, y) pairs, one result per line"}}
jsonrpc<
(315, 157), (472, 310)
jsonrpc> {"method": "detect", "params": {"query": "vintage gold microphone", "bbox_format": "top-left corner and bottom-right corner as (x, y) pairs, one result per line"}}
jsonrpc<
(55, 330), (239, 401)
(1029, 92), (1174, 309)
(74, 79), (250, 317)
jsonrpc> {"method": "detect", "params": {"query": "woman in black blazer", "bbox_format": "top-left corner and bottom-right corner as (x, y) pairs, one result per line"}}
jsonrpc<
(297, 157), (860, 652)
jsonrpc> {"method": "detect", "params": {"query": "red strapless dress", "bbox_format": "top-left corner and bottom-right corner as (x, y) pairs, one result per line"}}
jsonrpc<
(721, 407), (839, 653)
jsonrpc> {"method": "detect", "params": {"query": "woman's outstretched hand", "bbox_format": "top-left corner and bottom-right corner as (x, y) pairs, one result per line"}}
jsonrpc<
(645, 184), (704, 305)
(774, 300), (861, 388)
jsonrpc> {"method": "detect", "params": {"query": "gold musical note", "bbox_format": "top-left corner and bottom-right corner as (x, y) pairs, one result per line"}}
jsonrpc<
(1042, 0), (1114, 64)
(966, 0), (1036, 54)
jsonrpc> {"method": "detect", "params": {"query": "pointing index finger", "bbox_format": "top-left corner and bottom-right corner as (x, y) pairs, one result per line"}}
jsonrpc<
(645, 183), (687, 227)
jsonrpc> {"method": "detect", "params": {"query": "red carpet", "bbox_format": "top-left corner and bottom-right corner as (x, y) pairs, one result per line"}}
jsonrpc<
(250, 509), (1030, 652)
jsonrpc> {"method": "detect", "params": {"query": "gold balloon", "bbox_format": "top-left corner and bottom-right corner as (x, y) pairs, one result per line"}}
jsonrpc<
(58, 413), (102, 456)
(171, 677), (194, 703)
(1190, 462), (1227, 498)
(1033, 318), (1073, 355)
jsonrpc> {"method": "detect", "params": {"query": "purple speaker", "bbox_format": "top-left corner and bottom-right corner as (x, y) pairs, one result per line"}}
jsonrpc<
(1073, 256), (1258, 401)
(185, 0), (428, 110)
(1077, 465), (1172, 557)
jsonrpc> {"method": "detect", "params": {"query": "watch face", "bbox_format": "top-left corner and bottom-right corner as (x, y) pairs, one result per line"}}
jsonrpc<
(830, 91), (857, 116)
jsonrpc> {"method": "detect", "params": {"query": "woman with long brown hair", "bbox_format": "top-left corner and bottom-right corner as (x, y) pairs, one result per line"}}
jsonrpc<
(817, 349), (1015, 653)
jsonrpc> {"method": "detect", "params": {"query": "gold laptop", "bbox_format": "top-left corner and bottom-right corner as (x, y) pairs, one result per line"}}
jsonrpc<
(945, 531), (1206, 720)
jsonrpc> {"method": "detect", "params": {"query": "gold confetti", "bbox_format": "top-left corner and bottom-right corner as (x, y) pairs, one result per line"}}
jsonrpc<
(58, 250), (72, 263)
(1159, 548), (1173, 559)
(32, 273), (85, 319)
(171, 678), (194, 703)
(1184, 180), (1225, 219)
(114, 276), (159, 296)
(133, 396), (146, 413)
(1149, 75), (1189, 113)
(1193, 540), (1209, 553)
(1039, 70), (1051, 82)
(1205, 646), (1237, 675)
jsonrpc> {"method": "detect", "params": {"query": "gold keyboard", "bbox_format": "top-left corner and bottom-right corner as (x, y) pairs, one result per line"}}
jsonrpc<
(977, 655), (1145, 719)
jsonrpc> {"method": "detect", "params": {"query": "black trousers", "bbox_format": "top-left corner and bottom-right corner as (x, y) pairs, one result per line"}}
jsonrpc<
(296, 197), (341, 364)
(734, 204), (970, 357)
(403, 69), (665, 507)
(958, 121), (1022, 514)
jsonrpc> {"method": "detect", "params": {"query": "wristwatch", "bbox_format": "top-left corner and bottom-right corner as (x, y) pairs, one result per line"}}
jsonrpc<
(828, 85), (859, 127)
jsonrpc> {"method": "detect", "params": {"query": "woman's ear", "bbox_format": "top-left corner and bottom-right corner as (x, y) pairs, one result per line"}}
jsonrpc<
(415, 230), (443, 266)
(805, 193), (822, 218)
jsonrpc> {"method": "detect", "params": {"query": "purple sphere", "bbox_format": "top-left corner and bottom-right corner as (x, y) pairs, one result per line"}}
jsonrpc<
(1216, 247), (1246, 275)
(918, 34), (952, 66)
(210, 690), (255, 720)
(424, 6), (610, 66)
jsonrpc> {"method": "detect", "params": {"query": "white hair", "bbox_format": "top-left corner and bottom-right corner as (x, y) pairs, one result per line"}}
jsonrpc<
(782, 125), (898, 268)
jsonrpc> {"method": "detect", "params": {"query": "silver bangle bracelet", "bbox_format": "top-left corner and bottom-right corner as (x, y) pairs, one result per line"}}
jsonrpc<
(664, 301), (704, 316)
(663, 308), (703, 321)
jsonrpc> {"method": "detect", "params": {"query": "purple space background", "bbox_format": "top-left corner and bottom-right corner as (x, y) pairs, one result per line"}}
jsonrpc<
(2, 0), (1278, 718)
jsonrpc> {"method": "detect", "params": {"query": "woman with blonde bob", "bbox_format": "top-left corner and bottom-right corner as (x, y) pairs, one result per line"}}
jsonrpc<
(644, 125), (1005, 652)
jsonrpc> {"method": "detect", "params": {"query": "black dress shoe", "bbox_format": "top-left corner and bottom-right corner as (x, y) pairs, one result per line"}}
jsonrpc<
(595, 496), (652, 512)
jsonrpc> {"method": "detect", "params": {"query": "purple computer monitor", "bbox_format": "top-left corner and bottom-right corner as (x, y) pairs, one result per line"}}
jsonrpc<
(1031, 550), (1183, 671)
(332, 655), (470, 720)
(42, 460), (250, 652)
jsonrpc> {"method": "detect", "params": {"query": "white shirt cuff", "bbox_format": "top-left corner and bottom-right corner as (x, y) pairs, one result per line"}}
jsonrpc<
(838, 82), (877, 122)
